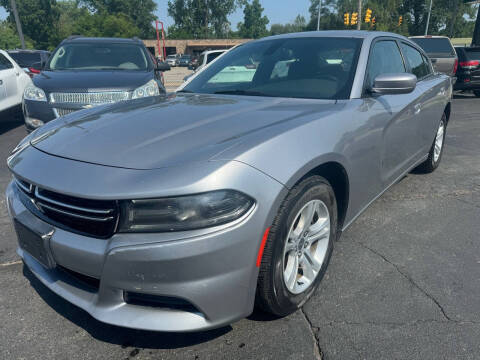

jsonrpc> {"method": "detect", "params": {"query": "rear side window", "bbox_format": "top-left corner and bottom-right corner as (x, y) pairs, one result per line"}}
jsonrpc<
(207, 52), (222, 64)
(366, 40), (406, 88)
(400, 43), (430, 80)
(8, 52), (40, 67)
(0, 54), (14, 70)
(410, 38), (455, 55)
(464, 48), (480, 61)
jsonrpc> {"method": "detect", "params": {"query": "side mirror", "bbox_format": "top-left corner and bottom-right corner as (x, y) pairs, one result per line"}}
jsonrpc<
(156, 61), (171, 72)
(371, 73), (417, 95)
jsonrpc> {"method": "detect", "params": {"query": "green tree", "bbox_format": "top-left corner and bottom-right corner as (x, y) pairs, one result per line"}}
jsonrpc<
(0, 0), (60, 50)
(79, 0), (157, 38)
(270, 15), (307, 35)
(168, 0), (241, 39)
(73, 12), (140, 38)
(238, 0), (269, 38)
(0, 20), (34, 49)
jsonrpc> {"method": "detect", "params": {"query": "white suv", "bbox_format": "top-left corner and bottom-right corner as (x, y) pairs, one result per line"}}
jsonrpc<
(0, 50), (32, 116)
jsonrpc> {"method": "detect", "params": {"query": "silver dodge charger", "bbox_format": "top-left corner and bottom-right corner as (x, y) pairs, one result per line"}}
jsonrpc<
(6, 31), (452, 332)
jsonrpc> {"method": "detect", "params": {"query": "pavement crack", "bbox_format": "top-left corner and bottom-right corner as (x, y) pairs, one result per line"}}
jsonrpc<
(319, 319), (480, 327)
(0, 260), (22, 267)
(357, 242), (452, 322)
(300, 307), (323, 360)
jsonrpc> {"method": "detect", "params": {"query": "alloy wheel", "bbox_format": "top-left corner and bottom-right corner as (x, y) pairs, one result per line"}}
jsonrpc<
(282, 199), (330, 294)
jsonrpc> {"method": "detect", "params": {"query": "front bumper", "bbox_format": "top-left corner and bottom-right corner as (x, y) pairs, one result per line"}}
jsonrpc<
(6, 150), (286, 331)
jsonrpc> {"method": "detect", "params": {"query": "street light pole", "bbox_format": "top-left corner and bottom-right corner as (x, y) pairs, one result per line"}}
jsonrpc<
(425, 0), (433, 35)
(357, 0), (362, 30)
(10, 0), (25, 49)
(316, 0), (322, 31)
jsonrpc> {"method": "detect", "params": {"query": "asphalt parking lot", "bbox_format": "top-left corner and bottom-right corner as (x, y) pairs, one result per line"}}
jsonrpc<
(0, 94), (479, 359)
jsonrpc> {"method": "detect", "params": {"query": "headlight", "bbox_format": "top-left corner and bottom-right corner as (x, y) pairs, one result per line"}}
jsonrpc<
(131, 80), (160, 99)
(24, 85), (47, 101)
(118, 190), (254, 232)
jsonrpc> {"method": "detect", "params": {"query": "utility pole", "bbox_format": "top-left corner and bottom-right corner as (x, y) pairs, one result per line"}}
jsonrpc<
(205, 0), (208, 39)
(316, 0), (322, 31)
(425, 0), (433, 35)
(10, 0), (25, 49)
(357, 0), (362, 30)
(473, 4), (480, 46)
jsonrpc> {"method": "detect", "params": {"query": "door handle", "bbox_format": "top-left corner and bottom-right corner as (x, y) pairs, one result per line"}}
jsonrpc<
(414, 103), (422, 114)
(0, 80), (3, 85)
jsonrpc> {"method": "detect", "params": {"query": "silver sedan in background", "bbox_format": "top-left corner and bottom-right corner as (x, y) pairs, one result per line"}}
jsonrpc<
(6, 31), (451, 332)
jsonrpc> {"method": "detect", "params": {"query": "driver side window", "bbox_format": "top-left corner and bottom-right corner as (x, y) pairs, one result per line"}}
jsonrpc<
(366, 40), (406, 89)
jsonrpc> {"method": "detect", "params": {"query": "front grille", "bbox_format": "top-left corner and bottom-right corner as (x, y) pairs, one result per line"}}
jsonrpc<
(54, 108), (77, 117)
(15, 179), (118, 239)
(50, 91), (130, 105)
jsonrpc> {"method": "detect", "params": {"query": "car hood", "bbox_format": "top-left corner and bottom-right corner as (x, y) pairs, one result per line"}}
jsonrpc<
(30, 93), (337, 170)
(33, 70), (153, 93)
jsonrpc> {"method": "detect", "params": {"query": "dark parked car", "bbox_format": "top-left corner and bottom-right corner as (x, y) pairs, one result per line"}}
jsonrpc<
(22, 36), (169, 131)
(454, 46), (480, 96)
(7, 31), (451, 332)
(7, 49), (50, 78)
(179, 54), (191, 66)
(409, 36), (458, 77)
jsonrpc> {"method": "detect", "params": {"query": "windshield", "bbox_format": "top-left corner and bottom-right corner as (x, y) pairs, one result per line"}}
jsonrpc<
(48, 43), (150, 71)
(410, 38), (455, 55)
(183, 37), (362, 100)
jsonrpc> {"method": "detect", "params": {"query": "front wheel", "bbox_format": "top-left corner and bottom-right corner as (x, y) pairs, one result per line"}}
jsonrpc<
(416, 113), (447, 173)
(256, 176), (337, 316)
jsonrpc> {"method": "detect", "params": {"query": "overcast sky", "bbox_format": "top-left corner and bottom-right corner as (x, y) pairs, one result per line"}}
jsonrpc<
(1, 1), (313, 31)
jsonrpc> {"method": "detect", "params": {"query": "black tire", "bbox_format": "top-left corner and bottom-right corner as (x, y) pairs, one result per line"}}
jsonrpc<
(473, 90), (480, 97)
(256, 175), (337, 316)
(416, 113), (447, 173)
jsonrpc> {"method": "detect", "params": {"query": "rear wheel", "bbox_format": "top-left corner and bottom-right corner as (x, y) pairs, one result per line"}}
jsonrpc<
(256, 176), (337, 316)
(416, 113), (447, 173)
(473, 90), (480, 97)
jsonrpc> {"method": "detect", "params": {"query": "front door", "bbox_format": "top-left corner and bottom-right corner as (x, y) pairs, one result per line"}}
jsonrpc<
(365, 39), (421, 185)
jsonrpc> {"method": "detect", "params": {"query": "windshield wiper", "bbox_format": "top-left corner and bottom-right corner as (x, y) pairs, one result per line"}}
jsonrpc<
(213, 89), (272, 97)
(177, 89), (194, 93)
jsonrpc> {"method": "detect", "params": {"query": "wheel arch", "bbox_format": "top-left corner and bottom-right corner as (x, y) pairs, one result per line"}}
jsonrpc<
(285, 160), (350, 232)
(444, 102), (451, 125)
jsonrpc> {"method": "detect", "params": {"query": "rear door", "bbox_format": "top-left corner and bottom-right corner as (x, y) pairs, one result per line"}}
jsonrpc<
(0, 53), (18, 111)
(400, 42), (445, 154)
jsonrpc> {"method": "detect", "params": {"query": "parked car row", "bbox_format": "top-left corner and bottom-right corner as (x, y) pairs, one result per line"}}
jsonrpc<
(409, 35), (480, 96)
(7, 49), (51, 78)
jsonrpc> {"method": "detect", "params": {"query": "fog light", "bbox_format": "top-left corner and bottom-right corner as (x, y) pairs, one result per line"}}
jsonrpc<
(25, 117), (44, 128)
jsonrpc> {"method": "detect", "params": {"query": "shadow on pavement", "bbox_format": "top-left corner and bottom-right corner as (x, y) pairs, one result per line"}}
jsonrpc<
(0, 106), (24, 136)
(23, 265), (233, 349)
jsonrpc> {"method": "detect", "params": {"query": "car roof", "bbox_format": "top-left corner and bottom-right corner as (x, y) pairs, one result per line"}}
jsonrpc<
(7, 49), (49, 53)
(61, 36), (143, 44)
(200, 50), (228, 55)
(409, 35), (450, 39)
(258, 30), (409, 42)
